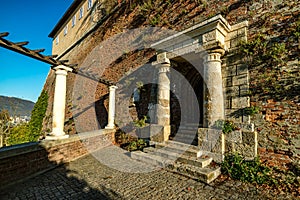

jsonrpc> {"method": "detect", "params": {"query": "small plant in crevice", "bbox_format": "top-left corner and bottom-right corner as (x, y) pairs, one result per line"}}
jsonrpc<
(243, 106), (260, 116)
(213, 119), (240, 134)
(149, 14), (161, 26)
(138, 0), (154, 13)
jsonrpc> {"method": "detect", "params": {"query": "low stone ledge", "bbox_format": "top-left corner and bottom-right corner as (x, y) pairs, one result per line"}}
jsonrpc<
(0, 129), (115, 187)
(0, 142), (42, 160)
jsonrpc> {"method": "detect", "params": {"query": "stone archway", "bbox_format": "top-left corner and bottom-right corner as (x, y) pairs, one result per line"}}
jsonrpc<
(150, 14), (232, 143)
(149, 14), (251, 155)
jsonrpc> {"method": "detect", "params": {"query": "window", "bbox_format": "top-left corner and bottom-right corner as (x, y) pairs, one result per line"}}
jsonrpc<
(88, 0), (93, 10)
(72, 15), (76, 27)
(55, 36), (59, 45)
(64, 25), (68, 36)
(79, 7), (84, 19)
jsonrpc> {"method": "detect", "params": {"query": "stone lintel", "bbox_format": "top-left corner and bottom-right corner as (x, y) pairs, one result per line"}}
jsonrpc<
(230, 21), (249, 32)
(151, 14), (231, 56)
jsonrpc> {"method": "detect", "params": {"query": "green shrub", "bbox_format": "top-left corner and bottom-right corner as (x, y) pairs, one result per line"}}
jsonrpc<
(123, 138), (148, 151)
(221, 153), (274, 185)
(7, 124), (30, 145)
(133, 115), (148, 128)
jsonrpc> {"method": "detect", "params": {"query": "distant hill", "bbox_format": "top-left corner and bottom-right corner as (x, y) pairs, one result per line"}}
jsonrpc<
(0, 96), (35, 116)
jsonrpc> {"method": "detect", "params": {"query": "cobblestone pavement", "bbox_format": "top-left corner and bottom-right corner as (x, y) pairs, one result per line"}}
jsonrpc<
(0, 146), (298, 200)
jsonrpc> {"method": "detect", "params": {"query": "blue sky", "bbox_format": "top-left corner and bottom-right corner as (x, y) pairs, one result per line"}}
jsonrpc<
(0, 0), (73, 102)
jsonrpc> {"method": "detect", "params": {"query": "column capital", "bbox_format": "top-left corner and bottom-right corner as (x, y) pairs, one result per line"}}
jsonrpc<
(203, 49), (225, 63)
(156, 63), (171, 73)
(109, 85), (118, 90)
(53, 65), (73, 73)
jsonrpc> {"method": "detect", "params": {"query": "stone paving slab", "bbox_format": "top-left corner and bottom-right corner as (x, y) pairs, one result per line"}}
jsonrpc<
(0, 146), (298, 200)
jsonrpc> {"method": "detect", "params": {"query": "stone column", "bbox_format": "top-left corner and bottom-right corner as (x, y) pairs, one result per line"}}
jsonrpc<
(203, 49), (225, 127)
(105, 85), (118, 129)
(156, 60), (171, 141)
(46, 65), (72, 140)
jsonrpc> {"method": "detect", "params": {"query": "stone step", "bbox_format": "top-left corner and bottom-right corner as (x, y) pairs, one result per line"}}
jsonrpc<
(155, 141), (201, 157)
(171, 131), (198, 145)
(173, 138), (198, 145)
(143, 147), (212, 168)
(179, 124), (199, 130)
(176, 129), (198, 134)
(130, 151), (173, 168)
(130, 141), (221, 184)
(167, 162), (221, 184)
(164, 140), (200, 151)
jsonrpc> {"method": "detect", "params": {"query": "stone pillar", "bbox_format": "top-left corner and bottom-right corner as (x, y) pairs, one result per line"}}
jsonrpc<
(156, 60), (171, 141)
(203, 49), (225, 127)
(46, 65), (72, 140)
(105, 85), (117, 129)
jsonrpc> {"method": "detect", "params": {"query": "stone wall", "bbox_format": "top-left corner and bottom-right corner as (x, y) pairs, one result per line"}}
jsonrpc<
(42, 0), (299, 169)
(0, 130), (115, 188)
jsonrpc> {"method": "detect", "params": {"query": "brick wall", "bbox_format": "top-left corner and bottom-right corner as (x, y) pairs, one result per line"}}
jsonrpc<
(0, 130), (115, 188)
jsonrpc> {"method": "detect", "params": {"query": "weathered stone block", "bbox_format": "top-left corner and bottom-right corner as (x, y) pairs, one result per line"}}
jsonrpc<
(225, 109), (243, 123)
(242, 131), (256, 145)
(236, 64), (248, 75)
(226, 65), (237, 76)
(242, 114), (251, 123)
(235, 144), (255, 159)
(232, 97), (250, 108)
(225, 98), (232, 109)
(232, 74), (249, 86)
(230, 38), (239, 48)
(211, 136), (223, 153)
(239, 84), (249, 97)
(237, 27), (247, 37)
(225, 77), (233, 87)
(203, 30), (217, 43)
(228, 30), (238, 40)
(207, 129), (222, 141)
(225, 141), (235, 153)
(226, 86), (239, 97)
(226, 131), (242, 143)
(198, 128), (208, 140)
(199, 139), (211, 152)
(239, 123), (254, 132)
(149, 124), (164, 143)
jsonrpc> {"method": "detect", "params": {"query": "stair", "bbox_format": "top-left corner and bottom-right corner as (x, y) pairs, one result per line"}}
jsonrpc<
(130, 141), (221, 184)
(170, 129), (198, 145)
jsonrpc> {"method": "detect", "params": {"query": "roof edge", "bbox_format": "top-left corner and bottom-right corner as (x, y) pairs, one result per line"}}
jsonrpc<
(48, 0), (83, 38)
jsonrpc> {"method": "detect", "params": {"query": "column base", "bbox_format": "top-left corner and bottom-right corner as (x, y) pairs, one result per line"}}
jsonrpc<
(45, 133), (69, 140)
(105, 125), (115, 130)
(163, 125), (171, 142)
